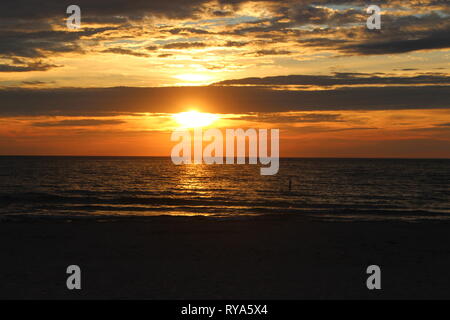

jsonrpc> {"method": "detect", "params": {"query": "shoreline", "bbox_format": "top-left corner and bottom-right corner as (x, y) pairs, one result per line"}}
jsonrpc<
(1, 210), (450, 223)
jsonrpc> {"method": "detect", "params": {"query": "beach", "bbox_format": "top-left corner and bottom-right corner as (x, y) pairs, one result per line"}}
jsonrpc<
(1, 215), (450, 299)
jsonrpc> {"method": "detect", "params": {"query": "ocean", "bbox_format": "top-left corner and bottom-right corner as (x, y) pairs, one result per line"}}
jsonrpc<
(0, 156), (449, 221)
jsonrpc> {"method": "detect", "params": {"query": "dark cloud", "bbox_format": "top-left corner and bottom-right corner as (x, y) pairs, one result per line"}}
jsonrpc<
(163, 28), (210, 35)
(102, 47), (149, 57)
(0, 0), (448, 76)
(289, 5), (364, 26)
(300, 38), (349, 48)
(225, 3), (450, 56)
(340, 29), (450, 55)
(0, 28), (115, 58)
(162, 42), (207, 49)
(215, 73), (450, 86)
(298, 12), (450, 55)
(394, 69), (419, 71)
(21, 81), (53, 86)
(0, 85), (448, 117)
(230, 18), (293, 35)
(0, 0), (211, 20)
(324, 127), (378, 132)
(212, 10), (233, 17)
(253, 49), (292, 56)
(0, 27), (116, 72)
(223, 41), (249, 47)
(0, 61), (59, 72)
(81, 16), (129, 25)
(237, 113), (343, 123)
(32, 119), (126, 127)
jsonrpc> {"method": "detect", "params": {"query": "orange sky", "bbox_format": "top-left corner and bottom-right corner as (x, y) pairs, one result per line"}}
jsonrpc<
(1, 109), (449, 158)
(0, 0), (449, 157)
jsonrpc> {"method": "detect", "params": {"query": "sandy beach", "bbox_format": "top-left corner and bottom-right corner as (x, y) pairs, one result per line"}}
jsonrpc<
(1, 215), (450, 300)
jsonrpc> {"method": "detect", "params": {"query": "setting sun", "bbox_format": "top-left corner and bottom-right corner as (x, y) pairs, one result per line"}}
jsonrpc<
(173, 111), (219, 128)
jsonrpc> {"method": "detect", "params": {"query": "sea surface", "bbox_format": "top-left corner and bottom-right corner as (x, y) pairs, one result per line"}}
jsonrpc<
(0, 156), (449, 221)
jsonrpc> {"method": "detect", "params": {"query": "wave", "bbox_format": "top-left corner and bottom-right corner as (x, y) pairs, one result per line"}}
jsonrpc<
(0, 190), (449, 222)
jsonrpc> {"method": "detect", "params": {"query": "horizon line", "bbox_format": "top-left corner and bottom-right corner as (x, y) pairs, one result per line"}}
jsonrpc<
(0, 155), (449, 160)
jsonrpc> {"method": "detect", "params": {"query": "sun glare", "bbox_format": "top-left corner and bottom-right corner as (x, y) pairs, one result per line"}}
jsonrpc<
(174, 74), (213, 85)
(173, 111), (219, 128)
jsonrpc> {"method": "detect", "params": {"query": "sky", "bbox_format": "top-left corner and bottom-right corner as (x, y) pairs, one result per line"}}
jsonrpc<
(0, 0), (449, 157)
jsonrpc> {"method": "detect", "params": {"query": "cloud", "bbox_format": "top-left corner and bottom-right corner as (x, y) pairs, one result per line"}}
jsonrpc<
(102, 48), (149, 57)
(0, 0), (212, 20)
(0, 27), (116, 72)
(0, 85), (448, 117)
(212, 10), (233, 17)
(32, 119), (126, 127)
(226, 3), (450, 56)
(300, 38), (350, 48)
(21, 81), (54, 86)
(223, 41), (249, 47)
(289, 4), (364, 26)
(163, 28), (210, 35)
(298, 12), (450, 55)
(162, 42), (208, 49)
(0, 0), (448, 78)
(0, 28), (116, 58)
(253, 49), (292, 56)
(215, 73), (450, 86)
(236, 112), (344, 123)
(0, 61), (59, 72)
(340, 29), (450, 55)
(435, 123), (450, 127)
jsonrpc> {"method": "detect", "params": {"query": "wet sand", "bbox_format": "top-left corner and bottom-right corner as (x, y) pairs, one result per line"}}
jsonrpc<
(1, 215), (450, 299)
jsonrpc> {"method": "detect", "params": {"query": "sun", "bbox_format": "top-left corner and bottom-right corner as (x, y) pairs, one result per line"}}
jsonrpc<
(173, 110), (219, 128)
